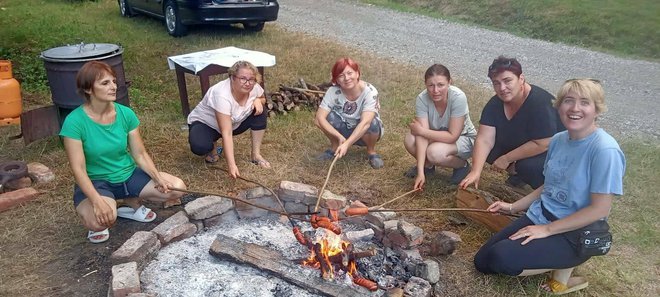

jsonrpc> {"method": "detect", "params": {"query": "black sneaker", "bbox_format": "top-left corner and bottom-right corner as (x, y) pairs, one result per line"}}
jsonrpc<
(450, 162), (471, 185)
(506, 174), (526, 188)
(404, 165), (435, 178)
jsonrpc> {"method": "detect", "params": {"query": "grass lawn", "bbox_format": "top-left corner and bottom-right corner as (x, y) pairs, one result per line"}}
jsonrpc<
(1, 0), (658, 296)
(362, 0), (660, 61)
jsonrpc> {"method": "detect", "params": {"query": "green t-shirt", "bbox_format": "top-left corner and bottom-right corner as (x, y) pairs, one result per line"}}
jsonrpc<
(59, 103), (139, 183)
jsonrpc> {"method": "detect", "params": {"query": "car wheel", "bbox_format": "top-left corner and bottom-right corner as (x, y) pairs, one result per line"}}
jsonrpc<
(243, 22), (265, 32)
(164, 0), (188, 37)
(118, 0), (134, 17)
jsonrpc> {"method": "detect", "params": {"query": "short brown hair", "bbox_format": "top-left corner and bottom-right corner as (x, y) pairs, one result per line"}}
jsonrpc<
(555, 78), (607, 114)
(487, 56), (522, 79)
(424, 64), (451, 82)
(76, 61), (116, 101)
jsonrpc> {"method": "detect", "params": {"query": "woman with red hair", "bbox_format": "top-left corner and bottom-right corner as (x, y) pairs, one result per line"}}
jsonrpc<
(314, 58), (384, 169)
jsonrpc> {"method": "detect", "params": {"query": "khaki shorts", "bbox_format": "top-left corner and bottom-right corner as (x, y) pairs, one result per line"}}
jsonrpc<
(456, 135), (475, 160)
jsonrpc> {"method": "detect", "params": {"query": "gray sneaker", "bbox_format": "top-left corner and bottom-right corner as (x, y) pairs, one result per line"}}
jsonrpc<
(368, 154), (384, 169)
(404, 165), (435, 178)
(316, 149), (335, 161)
(450, 162), (471, 185)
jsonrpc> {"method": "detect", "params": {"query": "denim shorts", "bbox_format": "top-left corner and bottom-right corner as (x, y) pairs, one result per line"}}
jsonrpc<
(327, 111), (383, 146)
(72, 167), (152, 207)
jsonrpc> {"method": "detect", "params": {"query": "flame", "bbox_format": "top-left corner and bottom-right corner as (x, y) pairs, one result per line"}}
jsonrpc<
(302, 229), (357, 279)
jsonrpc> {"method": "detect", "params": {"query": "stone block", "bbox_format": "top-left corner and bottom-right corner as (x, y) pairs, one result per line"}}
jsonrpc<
(151, 211), (197, 245)
(403, 276), (432, 297)
(184, 195), (233, 220)
(191, 219), (205, 234)
(277, 181), (317, 204)
(365, 220), (384, 241)
(365, 210), (397, 229)
(398, 220), (424, 248)
(414, 259), (440, 284)
(162, 197), (182, 209)
(235, 195), (280, 212)
(110, 262), (140, 297)
(126, 294), (156, 297)
(343, 228), (374, 242)
(284, 201), (309, 214)
(204, 209), (240, 228)
(342, 215), (366, 228)
(27, 162), (55, 184)
(242, 186), (272, 199)
(321, 190), (346, 210)
(383, 229), (407, 249)
(0, 187), (40, 213)
(429, 231), (462, 256)
(386, 287), (404, 297)
(111, 231), (161, 270)
(394, 247), (423, 262)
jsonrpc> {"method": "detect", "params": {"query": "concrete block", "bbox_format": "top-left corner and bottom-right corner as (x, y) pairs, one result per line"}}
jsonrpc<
(429, 231), (462, 256)
(343, 229), (374, 242)
(184, 195), (233, 220)
(398, 220), (424, 248)
(111, 231), (161, 270)
(277, 181), (317, 204)
(4, 176), (32, 191)
(111, 262), (140, 297)
(365, 210), (397, 229)
(204, 209), (240, 228)
(394, 247), (423, 262)
(321, 190), (346, 210)
(151, 211), (197, 244)
(284, 201), (309, 214)
(365, 221), (384, 241)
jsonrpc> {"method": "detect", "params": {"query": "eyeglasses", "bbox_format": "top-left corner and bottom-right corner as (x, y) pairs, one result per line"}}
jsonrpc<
(488, 60), (513, 74)
(235, 76), (257, 85)
(565, 78), (601, 84)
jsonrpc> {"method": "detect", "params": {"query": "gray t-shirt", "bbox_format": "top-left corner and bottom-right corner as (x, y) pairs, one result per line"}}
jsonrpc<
(415, 85), (476, 138)
(319, 82), (381, 129)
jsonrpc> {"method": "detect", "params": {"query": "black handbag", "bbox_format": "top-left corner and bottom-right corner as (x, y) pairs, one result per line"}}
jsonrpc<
(541, 201), (612, 257)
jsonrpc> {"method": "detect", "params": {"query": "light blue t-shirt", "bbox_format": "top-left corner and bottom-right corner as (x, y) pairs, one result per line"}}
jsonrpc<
(526, 129), (626, 224)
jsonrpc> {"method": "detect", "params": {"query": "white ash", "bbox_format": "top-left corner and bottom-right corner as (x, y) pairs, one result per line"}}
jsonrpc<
(140, 218), (380, 296)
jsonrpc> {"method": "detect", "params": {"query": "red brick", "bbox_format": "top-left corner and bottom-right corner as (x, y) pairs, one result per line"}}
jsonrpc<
(0, 187), (39, 212)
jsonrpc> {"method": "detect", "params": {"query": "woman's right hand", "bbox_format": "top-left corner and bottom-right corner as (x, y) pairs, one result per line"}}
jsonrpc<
(459, 171), (480, 189)
(228, 164), (240, 179)
(487, 201), (513, 214)
(93, 199), (115, 228)
(413, 175), (425, 190)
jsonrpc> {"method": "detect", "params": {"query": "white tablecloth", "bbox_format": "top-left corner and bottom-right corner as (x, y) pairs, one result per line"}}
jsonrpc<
(167, 46), (276, 74)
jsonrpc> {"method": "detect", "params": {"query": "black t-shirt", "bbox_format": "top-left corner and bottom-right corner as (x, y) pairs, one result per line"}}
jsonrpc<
(480, 85), (565, 154)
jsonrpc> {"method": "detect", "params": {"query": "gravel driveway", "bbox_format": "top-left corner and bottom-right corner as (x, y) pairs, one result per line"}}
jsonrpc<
(277, 0), (660, 139)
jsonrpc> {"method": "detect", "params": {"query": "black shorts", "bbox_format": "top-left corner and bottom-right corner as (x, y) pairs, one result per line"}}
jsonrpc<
(72, 167), (152, 207)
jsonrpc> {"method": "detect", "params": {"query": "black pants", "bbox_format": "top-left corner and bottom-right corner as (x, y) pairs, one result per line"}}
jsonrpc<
(473, 215), (590, 276)
(487, 146), (546, 189)
(188, 109), (267, 156)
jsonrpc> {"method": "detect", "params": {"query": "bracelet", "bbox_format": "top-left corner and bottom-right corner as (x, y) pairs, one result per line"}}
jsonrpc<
(508, 204), (513, 213)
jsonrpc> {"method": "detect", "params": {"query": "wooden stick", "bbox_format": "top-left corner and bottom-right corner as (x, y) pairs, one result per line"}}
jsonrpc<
(345, 206), (521, 218)
(314, 153), (340, 212)
(377, 188), (421, 208)
(279, 84), (326, 95)
(169, 187), (315, 221)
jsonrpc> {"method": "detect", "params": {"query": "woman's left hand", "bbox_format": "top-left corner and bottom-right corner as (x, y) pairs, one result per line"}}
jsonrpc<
(510, 225), (552, 245)
(253, 100), (264, 115)
(409, 119), (424, 136)
(335, 142), (350, 158)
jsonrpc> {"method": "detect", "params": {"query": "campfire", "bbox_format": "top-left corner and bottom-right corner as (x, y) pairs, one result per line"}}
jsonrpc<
(298, 215), (378, 291)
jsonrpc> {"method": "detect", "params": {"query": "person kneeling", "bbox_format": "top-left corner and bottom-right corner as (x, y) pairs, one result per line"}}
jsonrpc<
(473, 79), (625, 295)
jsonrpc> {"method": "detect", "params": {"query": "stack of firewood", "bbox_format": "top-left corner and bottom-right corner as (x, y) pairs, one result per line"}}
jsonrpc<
(266, 78), (332, 117)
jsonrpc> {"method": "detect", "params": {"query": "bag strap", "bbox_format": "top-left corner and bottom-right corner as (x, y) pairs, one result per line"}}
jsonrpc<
(540, 200), (559, 222)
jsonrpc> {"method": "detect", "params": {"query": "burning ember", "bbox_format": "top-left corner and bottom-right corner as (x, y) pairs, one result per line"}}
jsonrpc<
(297, 215), (378, 291)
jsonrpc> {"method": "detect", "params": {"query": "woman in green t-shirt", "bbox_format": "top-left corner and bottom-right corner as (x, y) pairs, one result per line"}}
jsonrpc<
(60, 61), (186, 243)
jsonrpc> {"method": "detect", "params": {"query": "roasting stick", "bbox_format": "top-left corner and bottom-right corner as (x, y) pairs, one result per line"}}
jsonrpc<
(344, 207), (522, 218)
(376, 188), (421, 208)
(169, 187), (315, 221)
(313, 153), (341, 212)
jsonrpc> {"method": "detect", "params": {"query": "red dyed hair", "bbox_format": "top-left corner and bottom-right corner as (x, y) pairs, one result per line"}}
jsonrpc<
(330, 57), (360, 84)
(76, 61), (116, 101)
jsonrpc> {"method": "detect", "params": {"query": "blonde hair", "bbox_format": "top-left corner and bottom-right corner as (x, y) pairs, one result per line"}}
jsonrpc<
(555, 79), (607, 114)
(227, 60), (261, 83)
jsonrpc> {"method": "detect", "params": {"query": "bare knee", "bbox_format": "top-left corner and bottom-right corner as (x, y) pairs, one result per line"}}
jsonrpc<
(404, 132), (416, 155)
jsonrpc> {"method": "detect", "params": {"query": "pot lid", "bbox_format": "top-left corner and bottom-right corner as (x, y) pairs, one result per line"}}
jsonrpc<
(41, 43), (121, 60)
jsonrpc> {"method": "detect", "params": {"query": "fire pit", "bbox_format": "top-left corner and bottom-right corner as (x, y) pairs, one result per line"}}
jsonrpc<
(109, 181), (442, 297)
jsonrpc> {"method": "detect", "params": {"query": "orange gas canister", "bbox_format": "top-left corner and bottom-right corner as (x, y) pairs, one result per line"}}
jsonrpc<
(0, 60), (22, 125)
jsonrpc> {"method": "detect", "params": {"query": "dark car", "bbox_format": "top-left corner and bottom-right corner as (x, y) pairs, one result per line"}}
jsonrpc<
(118, 0), (279, 37)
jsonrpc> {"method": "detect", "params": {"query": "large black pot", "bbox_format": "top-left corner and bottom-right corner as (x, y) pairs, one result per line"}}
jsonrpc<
(40, 43), (130, 110)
